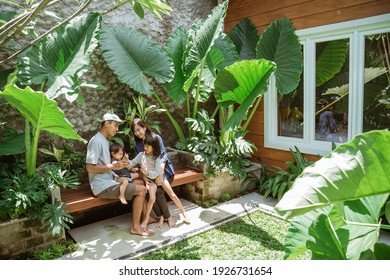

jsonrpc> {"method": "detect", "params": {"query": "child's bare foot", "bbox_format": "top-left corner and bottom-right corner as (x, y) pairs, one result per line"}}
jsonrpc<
(183, 214), (190, 224)
(129, 227), (154, 236)
(119, 195), (128, 204)
(155, 216), (164, 228)
(140, 220), (148, 231)
(166, 216), (176, 228)
(148, 216), (159, 224)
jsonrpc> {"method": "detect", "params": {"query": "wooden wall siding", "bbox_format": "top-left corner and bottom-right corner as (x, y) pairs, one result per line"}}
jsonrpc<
(225, 0), (389, 169)
(225, 0), (390, 33)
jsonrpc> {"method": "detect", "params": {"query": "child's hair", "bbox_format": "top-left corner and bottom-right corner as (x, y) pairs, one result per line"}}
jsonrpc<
(109, 142), (125, 156)
(143, 133), (161, 159)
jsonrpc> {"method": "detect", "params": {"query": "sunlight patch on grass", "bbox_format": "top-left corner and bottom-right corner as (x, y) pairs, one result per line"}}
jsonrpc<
(138, 210), (296, 260)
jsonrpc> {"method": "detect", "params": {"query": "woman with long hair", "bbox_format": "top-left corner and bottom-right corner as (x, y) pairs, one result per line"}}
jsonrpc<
(131, 118), (190, 227)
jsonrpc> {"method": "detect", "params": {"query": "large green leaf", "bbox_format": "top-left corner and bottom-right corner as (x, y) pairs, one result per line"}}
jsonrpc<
(275, 130), (390, 219)
(214, 59), (276, 130)
(307, 214), (347, 259)
(0, 130), (25, 156)
(17, 12), (101, 100)
(316, 39), (348, 87)
(207, 34), (240, 76)
(323, 67), (388, 97)
(227, 17), (259, 60)
(284, 195), (387, 259)
(0, 85), (84, 142)
(163, 27), (188, 104)
(100, 26), (174, 95)
(256, 18), (302, 94)
(183, 1), (228, 92)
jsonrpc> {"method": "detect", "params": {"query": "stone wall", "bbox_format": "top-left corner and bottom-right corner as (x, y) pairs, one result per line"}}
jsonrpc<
(0, 218), (65, 259)
(167, 148), (262, 202)
(1, 0), (218, 150)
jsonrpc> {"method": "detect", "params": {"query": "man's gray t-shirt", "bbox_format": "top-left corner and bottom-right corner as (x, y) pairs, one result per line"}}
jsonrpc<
(86, 132), (118, 195)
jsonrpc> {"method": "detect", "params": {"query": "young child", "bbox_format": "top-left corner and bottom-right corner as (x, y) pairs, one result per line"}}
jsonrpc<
(110, 143), (140, 204)
(127, 133), (161, 230)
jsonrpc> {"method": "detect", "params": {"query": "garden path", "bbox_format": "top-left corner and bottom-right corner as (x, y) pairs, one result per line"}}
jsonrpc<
(58, 192), (278, 260)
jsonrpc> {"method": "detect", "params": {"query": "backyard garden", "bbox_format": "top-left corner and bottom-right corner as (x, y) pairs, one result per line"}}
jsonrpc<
(0, 0), (389, 260)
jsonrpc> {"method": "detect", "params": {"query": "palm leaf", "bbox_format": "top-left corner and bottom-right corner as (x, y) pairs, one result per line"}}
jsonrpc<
(100, 26), (174, 95)
(256, 18), (302, 94)
(17, 12), (101, 100)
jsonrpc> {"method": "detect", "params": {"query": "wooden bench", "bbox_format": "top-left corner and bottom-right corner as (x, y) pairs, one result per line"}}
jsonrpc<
(60, 165), (203, 213)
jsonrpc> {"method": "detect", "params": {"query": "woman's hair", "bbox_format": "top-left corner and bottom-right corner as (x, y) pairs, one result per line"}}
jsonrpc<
(131, 118), (152, 142)
(109, 142), (125, 155)
(143, 133), (161, 159)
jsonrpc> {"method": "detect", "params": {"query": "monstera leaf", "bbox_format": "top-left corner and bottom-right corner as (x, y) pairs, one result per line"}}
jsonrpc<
(17, 12), (101, 101)
(100, 26), (174, 95)
(275, 130), (390, 259)
(256, 18), (302, 94)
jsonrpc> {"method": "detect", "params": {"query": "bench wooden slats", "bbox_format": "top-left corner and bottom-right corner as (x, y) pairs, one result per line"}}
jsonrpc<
(60, 165), (203, 213)
(170, 166), (203, 187)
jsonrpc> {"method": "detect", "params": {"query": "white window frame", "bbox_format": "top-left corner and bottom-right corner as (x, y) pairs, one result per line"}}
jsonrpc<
(264, 14), (390, 156)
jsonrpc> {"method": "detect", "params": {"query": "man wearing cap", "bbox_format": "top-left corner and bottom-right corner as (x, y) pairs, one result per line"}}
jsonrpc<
(86, 113), (154, 236)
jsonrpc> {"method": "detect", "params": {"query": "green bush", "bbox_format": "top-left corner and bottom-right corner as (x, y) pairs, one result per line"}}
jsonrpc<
(259, 147), (313, 201)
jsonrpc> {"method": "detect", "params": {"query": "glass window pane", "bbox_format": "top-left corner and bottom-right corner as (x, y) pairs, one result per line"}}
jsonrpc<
(315, 39), (349, 143)
(363, 32), (390, 132)
(277, 70), (304, 138)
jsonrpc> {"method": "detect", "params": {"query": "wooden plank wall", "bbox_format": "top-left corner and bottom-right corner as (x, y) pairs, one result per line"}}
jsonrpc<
(224, 0), (390, 169)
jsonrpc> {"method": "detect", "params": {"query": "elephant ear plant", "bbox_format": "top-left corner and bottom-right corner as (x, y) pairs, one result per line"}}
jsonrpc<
(0, 12), (99, 236)
(100, 1), (303, 178)
(275, 130), (390, 260)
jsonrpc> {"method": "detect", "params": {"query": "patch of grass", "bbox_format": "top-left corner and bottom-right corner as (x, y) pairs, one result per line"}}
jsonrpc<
(31, 240), (80, 260)
(137, 210), (302, 260)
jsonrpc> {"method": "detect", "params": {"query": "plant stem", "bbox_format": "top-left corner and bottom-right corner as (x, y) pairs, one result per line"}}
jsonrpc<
(192, 58), (208, 120)
(0, 0), (93, 65)
(153, 91), (185, 141)
(25, 120), (31, 176)
(102, 0), (128, 16)
(0, 0), (52, 49)
(242, 94), (263, 131)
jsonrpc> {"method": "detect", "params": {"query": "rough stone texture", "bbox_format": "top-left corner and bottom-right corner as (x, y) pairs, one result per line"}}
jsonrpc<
(168, 148), (262, 202)
(0, 217), (64, 259)
(0, 0), (218, 151)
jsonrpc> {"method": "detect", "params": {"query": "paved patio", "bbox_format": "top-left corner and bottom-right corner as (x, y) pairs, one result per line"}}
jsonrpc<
(59, 192), (277, 260)
(58, 192), (390, 260)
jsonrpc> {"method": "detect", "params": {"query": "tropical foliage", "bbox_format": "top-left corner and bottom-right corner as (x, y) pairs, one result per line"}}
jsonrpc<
(0, 0), (173, 236)
(99, 2), (303, 178)
(258, 147), (313, 201)
(275, 130), (390, 260)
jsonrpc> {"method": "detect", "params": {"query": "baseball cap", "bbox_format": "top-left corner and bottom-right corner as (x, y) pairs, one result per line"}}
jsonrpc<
(101, 113), (124, 123)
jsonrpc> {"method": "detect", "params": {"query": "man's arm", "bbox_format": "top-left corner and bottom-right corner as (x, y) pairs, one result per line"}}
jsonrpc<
(86, 160), (129, 174)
